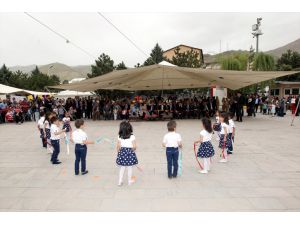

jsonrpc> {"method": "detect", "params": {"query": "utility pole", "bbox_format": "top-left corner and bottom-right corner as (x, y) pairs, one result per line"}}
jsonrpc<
(252, 17), (263, 53)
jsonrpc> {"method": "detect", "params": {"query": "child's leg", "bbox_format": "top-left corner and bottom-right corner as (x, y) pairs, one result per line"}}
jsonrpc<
(81, 146), (87, 173)
(66, 132), (70, 155)
(172, 149), (179, 177)
(166, 148), (172, 178)
(127, 166), (133, 184)
(118, 166), (126, 185)
(203, 158), (209, 171)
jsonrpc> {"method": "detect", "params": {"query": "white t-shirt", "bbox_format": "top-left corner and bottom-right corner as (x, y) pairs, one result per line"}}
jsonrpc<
(118, 134), (136, 148)
(72, 129), (88, 144)
(215, 116), (220, 123)
(50, 124), (60, 140)
(163, 132), (182, 148)
(228, 119), (235, 133)
(63, 117), (70, 123)
(220, 122), (230, 135)
(44, 120), (50, 129)
(200, 129), (212, 142)
(37, 116), (45, 129)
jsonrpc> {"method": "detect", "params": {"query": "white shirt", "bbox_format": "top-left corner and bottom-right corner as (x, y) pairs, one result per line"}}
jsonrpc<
(63, 117), (71, 123)
(163, 132), (182, 148)
(200, 129), (212, 142)
(220, 122), (230, 135)
(228, 119), (235, 133)
(44, 120), (50, 129)
(37, 116), (45, 129)
(215, 116), (220, 123)
(50, 124), (60, 140)
(118, 134), (135, 148)
(72, 129), (88, 144)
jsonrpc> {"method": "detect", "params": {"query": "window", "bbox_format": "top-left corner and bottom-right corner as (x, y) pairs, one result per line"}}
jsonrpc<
(270, 89), (280, 96)
(284, 89), (291, 95)
(292, 88), (300, 95)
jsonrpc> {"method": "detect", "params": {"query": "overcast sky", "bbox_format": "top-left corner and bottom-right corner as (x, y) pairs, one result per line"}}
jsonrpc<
(1, 12), (300, 67)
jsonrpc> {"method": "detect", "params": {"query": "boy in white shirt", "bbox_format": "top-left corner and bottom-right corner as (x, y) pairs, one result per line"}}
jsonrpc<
(162, 120), (182, 179)
(50, 116), (66, 164)
(228, 112), (236, 155)
(37, 111), (46, 148)
(71, 119), (94, 175)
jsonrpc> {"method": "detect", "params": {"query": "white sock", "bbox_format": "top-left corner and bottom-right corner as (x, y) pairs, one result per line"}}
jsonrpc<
(207, 158), (211, 170)
(223, 148), (228, 160)
(118, 166), (125, 184)
(203, 158), (209, 171)
(128, 166), (133, 183)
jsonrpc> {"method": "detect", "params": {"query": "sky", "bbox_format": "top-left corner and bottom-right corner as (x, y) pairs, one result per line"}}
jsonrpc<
(1, 12), (300, 67)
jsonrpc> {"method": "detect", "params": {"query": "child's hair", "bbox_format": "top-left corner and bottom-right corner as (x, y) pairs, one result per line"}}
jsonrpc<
(215, 110), (220, 116)
(50, 116), (58, 124)
(40, 111), (45, 117)
(167, 120), (177, 131)
(220, 111), (229, 125)
(45, 112), (52, 123)
(202, 117), (213, 133)
(75, 119), (84, 129)
(119, 121), (133, 139)
(229, 112), (235, 119)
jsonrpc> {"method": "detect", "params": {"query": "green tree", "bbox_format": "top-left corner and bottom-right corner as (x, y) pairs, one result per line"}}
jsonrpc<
(88, 53), (114, 78)
(0, 64), (13, 85)
(8, 70), (29, 88)
(252, 52), (275, 71)
(170, 47), (202, 68)
(219, 53), (248, 71)
(115, 61), (127, 70)
(276, 50), (300, 81)
(143, 43), (164, 66)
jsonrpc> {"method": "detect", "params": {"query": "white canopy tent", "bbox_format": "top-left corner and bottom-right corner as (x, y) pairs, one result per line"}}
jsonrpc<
(0, 83), (53, 96)
(54, 90), (95, 97)
(50, 61), (297, 92)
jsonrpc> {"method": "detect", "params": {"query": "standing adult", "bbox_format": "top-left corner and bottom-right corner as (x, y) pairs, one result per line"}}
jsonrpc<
(235, 92), (244, 122)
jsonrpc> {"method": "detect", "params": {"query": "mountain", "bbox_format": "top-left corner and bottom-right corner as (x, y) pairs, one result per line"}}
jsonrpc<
(204, 50), (249, 64)
(9, 63), (91, 81)
(266, 38), (300, 58)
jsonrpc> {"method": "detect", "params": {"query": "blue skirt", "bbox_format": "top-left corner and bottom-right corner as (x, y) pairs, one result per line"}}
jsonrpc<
(197, 141), (215, 158)
(219, 134), (232, 149)
(63, 123), (71, 132)
(213, 123), (221, 132)
(116, 147), (138, 166)
(45, 128), (51, 139)
(228, 133), (234, 151)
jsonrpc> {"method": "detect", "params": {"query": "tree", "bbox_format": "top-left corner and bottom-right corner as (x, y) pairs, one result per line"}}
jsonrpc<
(170, 47), (202, 68)
(219, 53), (248, 71)
(88, 53), (114, 78)
(0, 64), (13, 85)
(8, 70), (28, 88)
(252, 52), (275, 71)
(276, 50), (300, 81)
(143, 43), (164, 66)
(115, 61), (127, 70)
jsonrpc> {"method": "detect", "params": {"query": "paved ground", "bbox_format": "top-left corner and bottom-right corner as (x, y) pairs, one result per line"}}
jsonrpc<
(0, 113), (300, 211)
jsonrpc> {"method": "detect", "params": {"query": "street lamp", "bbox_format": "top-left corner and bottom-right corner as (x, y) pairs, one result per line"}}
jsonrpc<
(252, 17), (263, 53)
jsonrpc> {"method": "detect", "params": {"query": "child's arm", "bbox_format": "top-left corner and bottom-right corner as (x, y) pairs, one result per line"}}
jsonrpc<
(178, 140), (183, 149)
(232, 127), (236, 137)
(54, 128), (66, 136)
(116, 140), (121, 151)
(83, 140), (95, 145)
(194, 135), (203, 144)
(132, 140), (137, 151)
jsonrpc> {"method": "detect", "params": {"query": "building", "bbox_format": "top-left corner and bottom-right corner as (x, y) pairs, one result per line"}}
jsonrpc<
(270, 81), (300, 98)
(163, 44), (204, 64)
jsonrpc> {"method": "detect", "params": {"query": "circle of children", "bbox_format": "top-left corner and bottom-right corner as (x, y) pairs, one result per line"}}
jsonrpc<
(36, 107), (235, 186)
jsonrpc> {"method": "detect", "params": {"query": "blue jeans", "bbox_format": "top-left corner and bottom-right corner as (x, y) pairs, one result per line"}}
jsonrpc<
(75, 144), (87, 174)
(166, 147), (179, 178)
(50, 140), (60, 163)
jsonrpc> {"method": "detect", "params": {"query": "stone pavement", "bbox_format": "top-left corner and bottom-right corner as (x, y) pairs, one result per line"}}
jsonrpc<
(0, 113), (300, 211)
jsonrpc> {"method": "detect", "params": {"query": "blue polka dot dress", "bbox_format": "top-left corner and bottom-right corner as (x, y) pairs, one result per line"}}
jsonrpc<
(62, 117), (71, 132)
(197, 141), (215, 158)
(197, 129), (215, 158)
(116, 135), (138, 166)
(218, 123), (232, 149)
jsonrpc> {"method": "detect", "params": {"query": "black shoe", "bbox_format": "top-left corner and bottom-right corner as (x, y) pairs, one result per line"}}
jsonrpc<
(52, 161), (61, 164)
(227, 151), (233, 154)
(172, 175), (177, 178)
(168, 176), (172, 179)
(82, 170), (89, 175)
(75, 173), (79, 176)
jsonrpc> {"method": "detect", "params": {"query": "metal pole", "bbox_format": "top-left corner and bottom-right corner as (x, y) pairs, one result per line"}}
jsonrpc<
(256, 35), (259, 53)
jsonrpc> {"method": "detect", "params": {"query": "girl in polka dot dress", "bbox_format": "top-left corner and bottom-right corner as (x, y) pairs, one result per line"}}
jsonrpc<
(44, 112), (54, 154)
(116, 121), (138, 186)
(194, 117), (215, 174)
(218, 112), (231, 163)
(62, 112), (72, 155)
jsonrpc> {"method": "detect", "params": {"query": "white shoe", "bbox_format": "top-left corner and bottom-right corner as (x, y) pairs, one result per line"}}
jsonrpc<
(118, 182), (123, 187)
(128, 179), (136, 185)
(219, 159), (227, 163)
(198, 170), (208, 174)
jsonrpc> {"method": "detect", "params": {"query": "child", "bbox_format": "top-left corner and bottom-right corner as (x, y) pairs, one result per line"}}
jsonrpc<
(213, 110), (221, 141)
(62, 112), (72, 155)
(71, 119), (94, 175)
(162, 120), (182, 179)
(194, 117), (214, 174)
(37, 111), (46, 148)
(44, 112), (53, 154)
(50, 116), (66, 164)
(228, 112), (236, 155)
(271, 101), (276, 117)
(218, 112), (231, 163)
(116, 121), (138, 186)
